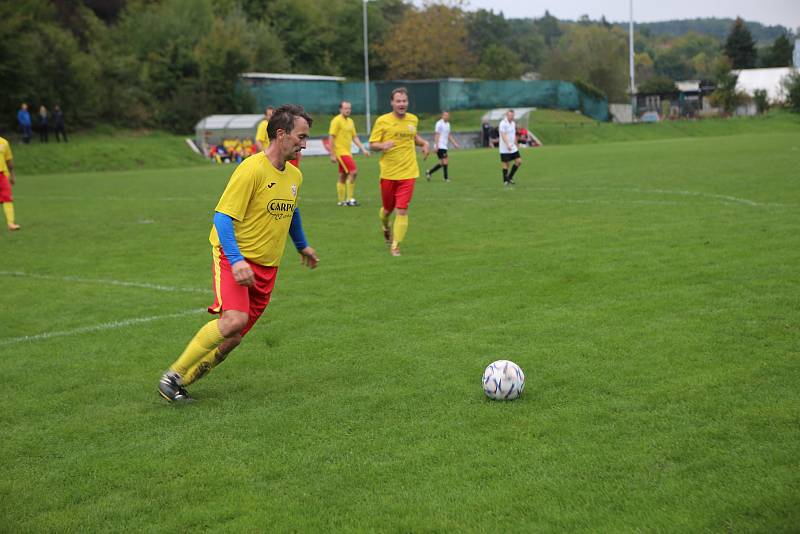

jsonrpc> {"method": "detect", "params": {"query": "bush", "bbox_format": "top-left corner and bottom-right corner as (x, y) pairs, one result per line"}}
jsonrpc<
(573, 79), (607, 100)
(782, 70), (800, 114)
(638, 76), (678, 94)
(753, 89), (769, 114)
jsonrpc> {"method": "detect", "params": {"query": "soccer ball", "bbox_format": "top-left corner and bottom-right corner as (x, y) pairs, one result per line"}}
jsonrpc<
(482, 360), (525, 400)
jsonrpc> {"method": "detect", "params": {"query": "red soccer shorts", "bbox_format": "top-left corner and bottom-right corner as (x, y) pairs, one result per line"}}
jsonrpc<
(380, 178), (416, 212)
(337, 155), (357, 174)
(289, 158), (299, 168)
(0, 172), (12, 203)
(208, 247), (278, 336)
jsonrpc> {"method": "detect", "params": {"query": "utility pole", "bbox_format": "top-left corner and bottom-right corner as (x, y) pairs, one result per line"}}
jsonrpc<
(363, 0), (372, 134)
(629, 0), (636, 121)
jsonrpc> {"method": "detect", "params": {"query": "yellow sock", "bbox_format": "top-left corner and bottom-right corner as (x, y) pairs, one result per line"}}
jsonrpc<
(392, 214), (408, 248)
(337, 182), (346, 202)
(346, 181), (355, 200)
(171, 319), (225, 379)
(2, 203), (14, 225)
(183, 348), (229, 386)
(379, 207), (390, 229)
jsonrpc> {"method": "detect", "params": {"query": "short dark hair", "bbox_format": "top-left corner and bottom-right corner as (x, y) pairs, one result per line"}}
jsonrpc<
(390, 87), (408, 100)
(267, 104), (313, 140)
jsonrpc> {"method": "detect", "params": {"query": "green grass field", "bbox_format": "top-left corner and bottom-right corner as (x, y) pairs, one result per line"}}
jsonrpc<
(2, 129), (799, 531)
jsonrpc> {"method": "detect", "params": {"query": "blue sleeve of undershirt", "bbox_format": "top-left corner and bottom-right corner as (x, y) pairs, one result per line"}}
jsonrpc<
(288, 208), (308, 251)
(213, 212), (245, 265)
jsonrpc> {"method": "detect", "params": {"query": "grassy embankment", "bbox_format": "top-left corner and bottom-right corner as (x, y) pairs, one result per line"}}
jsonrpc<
(10, 110), (798, 175)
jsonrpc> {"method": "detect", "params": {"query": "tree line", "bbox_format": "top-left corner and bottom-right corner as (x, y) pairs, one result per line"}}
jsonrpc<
(1, 0), (795, 134)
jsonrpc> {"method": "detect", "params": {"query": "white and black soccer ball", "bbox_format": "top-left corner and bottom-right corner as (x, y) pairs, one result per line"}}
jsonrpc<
(482, 360), (525, 400)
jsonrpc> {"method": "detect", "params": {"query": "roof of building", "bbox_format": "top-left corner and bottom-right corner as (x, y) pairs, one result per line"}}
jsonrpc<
(240, 72), (346, 82)
(195, 114), (263, 131)
(734, 67), (794, 102)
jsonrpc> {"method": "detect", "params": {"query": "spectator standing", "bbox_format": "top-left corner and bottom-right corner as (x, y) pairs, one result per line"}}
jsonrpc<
(481, 120), (491, 148)
(53, 106), (68, 142)
(39, 105), (49, 143)
(17, 104), (32, 144)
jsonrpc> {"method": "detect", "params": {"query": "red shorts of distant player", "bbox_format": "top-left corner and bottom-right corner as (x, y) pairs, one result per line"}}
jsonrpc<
(208, 247), (278, 336)
(0, 172), (12, 202)
(380, 178), (416, 212)
(288, 159), (299, 167)
(337, 155), (357, 175)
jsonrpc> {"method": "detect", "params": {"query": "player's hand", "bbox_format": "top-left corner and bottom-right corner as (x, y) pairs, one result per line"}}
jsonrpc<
(363, 149), (371, 157)
(384, 141), (395, 150)
(421, 142), (430, 159)
(299, 246), (319, 269)
(330, 154), (337, 164)
(231, 260), (255, 287)
(9, 175), (15, 185)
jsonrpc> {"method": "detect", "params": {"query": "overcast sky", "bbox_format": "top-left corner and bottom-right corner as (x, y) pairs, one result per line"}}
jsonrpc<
(438, 0), (800, 30)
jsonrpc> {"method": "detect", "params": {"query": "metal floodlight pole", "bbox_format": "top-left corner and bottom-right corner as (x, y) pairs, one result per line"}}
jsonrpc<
(629, 0), (636, 120)
(363, 0), (372, 135)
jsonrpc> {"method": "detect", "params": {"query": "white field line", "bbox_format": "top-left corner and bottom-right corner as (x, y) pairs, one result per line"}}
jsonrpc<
(0, 271), (207, 294)
(0, 308), (206, 346)
(19, 188), (789, 208)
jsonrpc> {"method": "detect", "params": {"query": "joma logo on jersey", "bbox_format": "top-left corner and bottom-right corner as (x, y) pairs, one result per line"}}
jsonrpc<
(267, 199), (295, 219)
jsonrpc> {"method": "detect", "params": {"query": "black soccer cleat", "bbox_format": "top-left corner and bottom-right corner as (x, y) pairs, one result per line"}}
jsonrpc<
(158, 371), (192, 403)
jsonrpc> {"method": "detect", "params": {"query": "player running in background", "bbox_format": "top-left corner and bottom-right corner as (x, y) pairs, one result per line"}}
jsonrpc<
(0, 136), (20, 231)
(426, 110), (460, 182)
(498, 109), (522, 186)
(158, 104), (319, 403)
(368, 87), (430, 257)
(254, 106), (274, 152)
(328, 101), (370, 206)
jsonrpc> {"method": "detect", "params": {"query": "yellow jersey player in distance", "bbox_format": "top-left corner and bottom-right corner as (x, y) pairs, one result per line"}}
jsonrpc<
(368, 87), (430, 257)
(328, 101), (370, 206)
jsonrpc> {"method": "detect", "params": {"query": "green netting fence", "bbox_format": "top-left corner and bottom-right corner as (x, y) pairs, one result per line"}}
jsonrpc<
(243, 78), (608, 122)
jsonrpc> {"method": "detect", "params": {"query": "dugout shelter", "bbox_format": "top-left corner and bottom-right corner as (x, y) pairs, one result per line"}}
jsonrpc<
(195, 114), (263, 155)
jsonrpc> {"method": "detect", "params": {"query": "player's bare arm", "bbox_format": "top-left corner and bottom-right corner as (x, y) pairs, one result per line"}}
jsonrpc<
(328, 134), (338, 163)
(415, 134), (430, 158)
(354, 137), (370, 156)
(7, 160), (15, 185)
(501, 132), (514, 149)
(370, 140), (395, 152)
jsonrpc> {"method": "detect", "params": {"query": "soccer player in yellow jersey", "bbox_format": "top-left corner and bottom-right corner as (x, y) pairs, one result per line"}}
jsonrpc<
(0, 136), (20, 231)
(254, 106), (274, 152)
(368, 87), (429, 256)
(328, 101), (370, 206)
(158, 104), (319, 403)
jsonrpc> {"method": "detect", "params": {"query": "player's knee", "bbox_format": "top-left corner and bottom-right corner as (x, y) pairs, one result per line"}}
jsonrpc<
(515, 160), (522, 167)
(218, 311), (249, 337)
(221, 334), (242, 354)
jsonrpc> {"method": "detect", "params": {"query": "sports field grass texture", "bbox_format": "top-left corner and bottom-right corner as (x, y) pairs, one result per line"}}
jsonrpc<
(1, 130), (799, 531)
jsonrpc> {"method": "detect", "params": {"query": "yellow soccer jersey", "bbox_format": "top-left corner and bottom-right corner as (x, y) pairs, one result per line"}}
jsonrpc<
(369, 112), (420, 180)
(255, 119), (270, 148)
(0, 137), (12, 174)
(328, 114), (357, 157)
(209, 152), (302, 267)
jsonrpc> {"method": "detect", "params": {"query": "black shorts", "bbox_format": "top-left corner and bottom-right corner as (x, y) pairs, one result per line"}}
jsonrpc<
(500, 151), (521, 163)
(437, 148), (448, 159)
